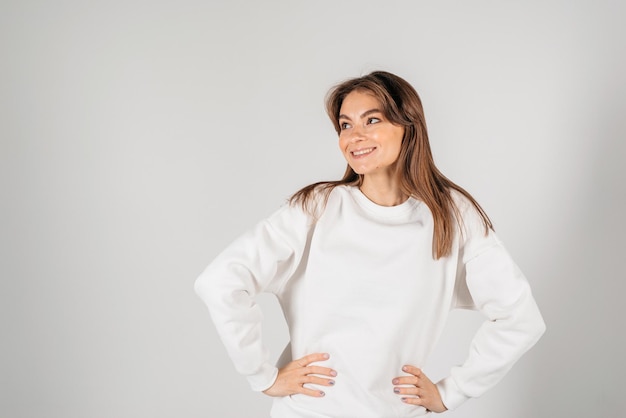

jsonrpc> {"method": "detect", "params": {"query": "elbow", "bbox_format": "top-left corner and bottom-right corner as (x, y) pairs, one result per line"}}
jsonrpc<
(535, 314), (547, 341)
(194, 267), (218, 305)
(502, 301), (546, 350)
(194, 270), (207, 296)
(194, 265), (251, 313)
(524, 306), (546, 347)
(193, 275), (206, 298)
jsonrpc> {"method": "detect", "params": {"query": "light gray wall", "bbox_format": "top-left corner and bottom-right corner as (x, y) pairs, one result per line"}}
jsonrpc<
(1, 1), (624, 417)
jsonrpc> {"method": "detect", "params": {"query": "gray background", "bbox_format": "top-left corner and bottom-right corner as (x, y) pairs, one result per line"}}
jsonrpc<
(1, 0), (624, 417)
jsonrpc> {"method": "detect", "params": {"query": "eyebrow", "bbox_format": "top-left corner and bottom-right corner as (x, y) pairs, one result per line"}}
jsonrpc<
(338, 108), (383, 121)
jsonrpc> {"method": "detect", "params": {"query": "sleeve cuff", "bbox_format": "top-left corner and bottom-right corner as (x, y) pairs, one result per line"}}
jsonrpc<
(436, 376), (471, 411)
(246, 362), (279, 392)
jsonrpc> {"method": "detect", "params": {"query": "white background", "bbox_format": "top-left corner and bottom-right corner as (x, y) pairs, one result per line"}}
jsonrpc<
(1, 1), (624, 417)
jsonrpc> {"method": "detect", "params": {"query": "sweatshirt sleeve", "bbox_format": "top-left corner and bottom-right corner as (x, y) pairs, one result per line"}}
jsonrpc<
(194, 203), (312, 392)
(436, 202), (546, 410)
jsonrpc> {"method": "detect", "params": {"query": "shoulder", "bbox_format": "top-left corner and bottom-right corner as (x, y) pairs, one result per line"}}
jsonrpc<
(288, 183), (353, 219)
(268, 199), (313, 228)
(269, 184), (351, 227)
(449, 189), (477, 217)
(449, 189), (483, 230)
(448, 189), (499, 262)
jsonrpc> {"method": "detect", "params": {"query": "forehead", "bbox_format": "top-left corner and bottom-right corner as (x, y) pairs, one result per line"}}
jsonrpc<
(339, 90), (382, 114)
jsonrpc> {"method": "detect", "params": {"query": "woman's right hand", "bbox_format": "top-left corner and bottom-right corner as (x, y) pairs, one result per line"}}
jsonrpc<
(263, 353), (337, 398)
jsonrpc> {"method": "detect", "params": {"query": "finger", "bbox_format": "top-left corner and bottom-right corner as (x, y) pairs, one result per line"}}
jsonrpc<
(401, 396), (425, 407)
(393, 386), (421, 396)
(302, 365), (338, 377)
(299, 386), (327, 398)
(302, 375), (336, 387)
(391, 376), (421, 386)
(401, 365), (423, 376)
(296, 352), (330, 366)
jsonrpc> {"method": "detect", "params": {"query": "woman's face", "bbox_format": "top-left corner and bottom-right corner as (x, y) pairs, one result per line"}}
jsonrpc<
(338, 90), (405, 178)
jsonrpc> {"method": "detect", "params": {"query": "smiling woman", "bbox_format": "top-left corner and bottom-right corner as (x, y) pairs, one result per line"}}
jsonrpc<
(338, 91), (405, 197)
(194, 71), (546, 418)
(292, 71), (492, 258)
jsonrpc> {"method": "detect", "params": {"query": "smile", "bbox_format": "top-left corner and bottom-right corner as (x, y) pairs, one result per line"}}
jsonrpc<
(351, 147), (375, 156)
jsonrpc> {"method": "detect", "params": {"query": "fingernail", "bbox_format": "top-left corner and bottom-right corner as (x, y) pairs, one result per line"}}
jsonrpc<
(401, 397), (407, 402)
(319, 391), (325, 396)
(329, 380), (335, 385)
(322, 353), (330, 359)
(330, 370), (337, 377)
(394, 388), (400, 394)
(402, 366), (409, 372)
(392, 378), (399, 385)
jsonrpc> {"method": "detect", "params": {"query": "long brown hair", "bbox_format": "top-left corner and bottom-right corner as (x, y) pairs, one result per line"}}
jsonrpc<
(290, 71), (492, 259)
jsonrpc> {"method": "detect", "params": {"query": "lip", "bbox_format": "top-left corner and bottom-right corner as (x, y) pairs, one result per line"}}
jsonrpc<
(350, 147), (376, 158)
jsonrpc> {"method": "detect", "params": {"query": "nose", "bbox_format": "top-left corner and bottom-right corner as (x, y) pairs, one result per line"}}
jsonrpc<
(347, 124), (365, 143)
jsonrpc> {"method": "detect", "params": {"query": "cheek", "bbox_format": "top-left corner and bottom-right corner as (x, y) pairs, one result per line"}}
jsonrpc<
(391, 130), (404, 153)
(338, 136), (349, 152)
(383, 135), (403, 162)
(393, 138), (403, 154)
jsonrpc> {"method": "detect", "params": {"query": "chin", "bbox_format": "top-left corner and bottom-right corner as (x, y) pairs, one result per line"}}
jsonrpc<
(349, 166), (367, 175)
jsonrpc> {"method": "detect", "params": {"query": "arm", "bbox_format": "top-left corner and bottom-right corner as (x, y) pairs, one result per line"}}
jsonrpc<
(436, 232), (546, 410)
(194, 204), (310, 391)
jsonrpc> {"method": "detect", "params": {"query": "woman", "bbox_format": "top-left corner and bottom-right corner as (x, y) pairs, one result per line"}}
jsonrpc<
(195, 71), (545, 417)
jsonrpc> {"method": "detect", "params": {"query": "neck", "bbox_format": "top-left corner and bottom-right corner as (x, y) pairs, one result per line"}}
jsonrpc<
(360, 173), (408, 207)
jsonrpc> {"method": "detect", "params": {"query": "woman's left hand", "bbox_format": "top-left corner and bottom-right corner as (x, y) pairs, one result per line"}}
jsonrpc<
(392, 365), (447, 413)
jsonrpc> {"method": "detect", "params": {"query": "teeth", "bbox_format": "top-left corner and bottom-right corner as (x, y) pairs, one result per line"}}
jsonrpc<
(353, 148), (374, 156)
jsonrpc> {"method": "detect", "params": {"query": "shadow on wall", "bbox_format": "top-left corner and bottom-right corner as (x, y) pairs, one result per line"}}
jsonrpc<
(528, 80), (626, 417)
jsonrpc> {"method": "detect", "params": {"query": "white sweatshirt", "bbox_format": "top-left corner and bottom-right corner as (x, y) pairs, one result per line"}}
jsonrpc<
(195, 185), (545, 418)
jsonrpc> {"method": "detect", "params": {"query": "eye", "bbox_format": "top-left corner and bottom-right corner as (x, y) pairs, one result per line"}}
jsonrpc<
(367, 117), (381, 125)
(340, 122), (352, 130)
